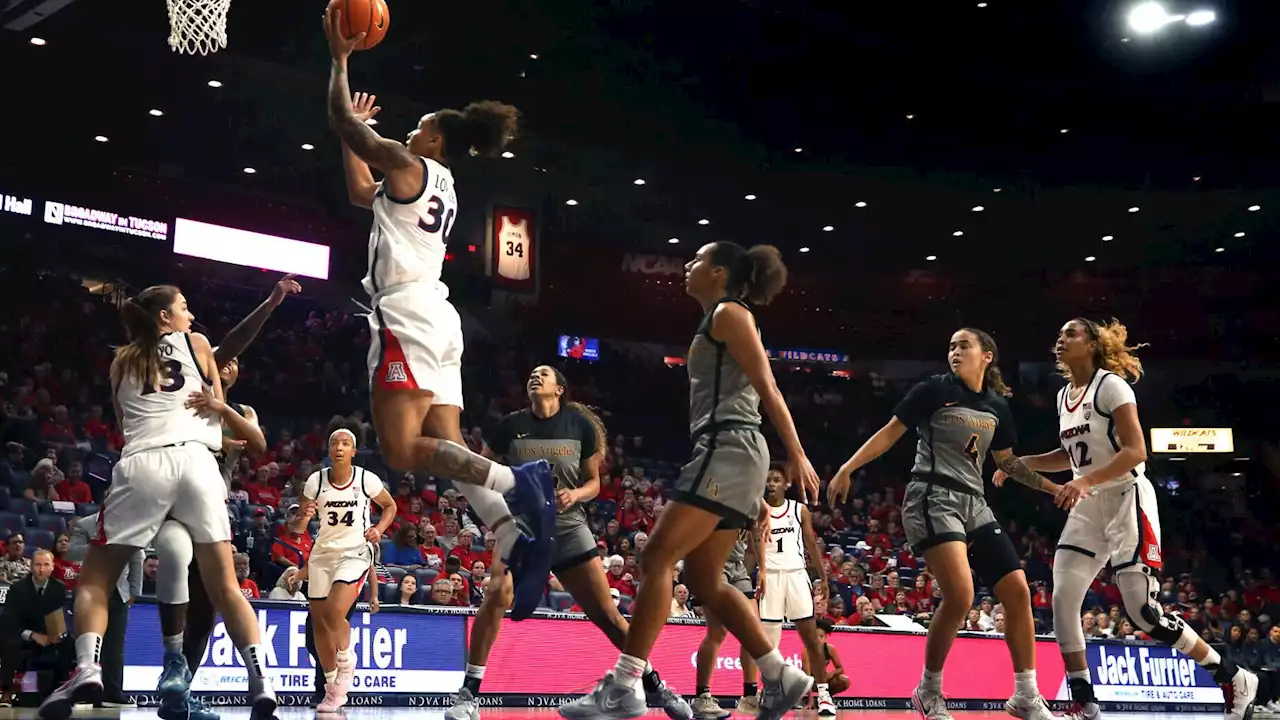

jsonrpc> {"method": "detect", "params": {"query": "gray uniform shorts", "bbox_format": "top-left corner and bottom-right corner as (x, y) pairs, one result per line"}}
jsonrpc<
(553, 511), (599, 571)
(673, 428), (768, 528)
(901, 479), (998, 555)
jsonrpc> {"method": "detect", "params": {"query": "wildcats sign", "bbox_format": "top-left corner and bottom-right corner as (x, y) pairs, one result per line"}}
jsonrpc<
(1088, 644), (1222, 703)
(1149, 427), (1235, 454)
(621, 253), (684, 276)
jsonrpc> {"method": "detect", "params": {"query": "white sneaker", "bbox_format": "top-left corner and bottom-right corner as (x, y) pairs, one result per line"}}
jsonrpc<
(1064, 702), (1101, 720)
(758, 666), (813, 720)
(817, 686), (837, 716)
(316, 684), (344, 714)
(912, 686), (953, 720)
(446, 688), (481, 720)
(691, 692), (729, 720)
(735, 694), (760, 716)
(39, 664), (104, 720)
(1006, 693), (1056, 720)
(1226, 669), (1259, 720)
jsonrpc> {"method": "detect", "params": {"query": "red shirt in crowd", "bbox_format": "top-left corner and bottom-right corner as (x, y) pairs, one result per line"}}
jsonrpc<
(83, 418), (111, 440)
(239, 577), (261, 599)
(272, 527), (314, 567)
(54, 557), (82, 590)
(608, 572), (638, 598)
(420, 544), (447, 570)
(248, 482), (281, 508)
(56, 478), (93, 504)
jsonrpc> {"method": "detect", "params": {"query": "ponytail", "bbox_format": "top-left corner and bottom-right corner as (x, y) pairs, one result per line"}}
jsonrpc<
(115, 285), (182, 390)
(708, 242), (789, 305)
(544, 366), (608, 457)
(1061, 318), (1146, 384)
(960, 327), (1013, 397)
(435, 100), (520, 163)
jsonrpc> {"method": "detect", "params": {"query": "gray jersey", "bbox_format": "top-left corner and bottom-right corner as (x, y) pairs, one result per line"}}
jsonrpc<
(490, 406), (600, 521)
(687, 298), (762, 436)
(893, 373), (1017, 495)
(724, 531), (750, 584)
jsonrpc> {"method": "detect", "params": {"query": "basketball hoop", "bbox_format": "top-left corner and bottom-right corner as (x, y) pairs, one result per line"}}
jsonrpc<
(166, 0), (232, 55)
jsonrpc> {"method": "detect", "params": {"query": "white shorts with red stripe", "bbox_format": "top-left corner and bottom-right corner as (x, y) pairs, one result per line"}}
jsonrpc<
(366, 284), (464, 408)
(307, 545), (373, 600)
(99, 443), (231, 548)
(1057, 474), (1162, 573)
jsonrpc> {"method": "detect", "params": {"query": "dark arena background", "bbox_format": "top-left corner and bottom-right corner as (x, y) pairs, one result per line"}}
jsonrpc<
(1, 1), (1279, 720)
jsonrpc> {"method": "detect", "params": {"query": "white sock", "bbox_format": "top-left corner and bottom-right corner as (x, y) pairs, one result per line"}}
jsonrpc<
(1068, 669), (1090, 681)
(451, 482), (519, 561)
(613, 654), (648, 689)
(818, 683), (830, 695)
(75, 633), (103, 668)
(240, 643), (267, 681)
(324, 670), (337, 685)
(1014, 670), (1038, 697)
(466, 664), (486, 679)
(484, 463), (515, 494)
(163, 633), (184, 655)
(921, 668), (943, 691)
(754, 649), (785, 681)
(1198, 645), (1222, 668)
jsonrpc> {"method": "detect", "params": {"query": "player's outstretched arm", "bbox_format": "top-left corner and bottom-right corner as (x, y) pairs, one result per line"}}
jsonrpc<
(215, 274), (301, 368)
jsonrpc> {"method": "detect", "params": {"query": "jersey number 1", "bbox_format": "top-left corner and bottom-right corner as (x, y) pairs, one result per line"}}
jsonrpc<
(326, 511), (355, 527)
(140, 359), (185, 396)
(1069, 441), (1093, 468)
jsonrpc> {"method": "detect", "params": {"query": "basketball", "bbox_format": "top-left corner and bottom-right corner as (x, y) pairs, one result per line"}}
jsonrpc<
(329, 0), (390, 51)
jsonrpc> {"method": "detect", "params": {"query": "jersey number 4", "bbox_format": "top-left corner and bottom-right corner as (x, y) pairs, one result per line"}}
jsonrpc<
(326, 511), (356, 527)
(964, 434), (981, 468)
(1068, 441), (1093, 468)
(140, 359), (185, 396)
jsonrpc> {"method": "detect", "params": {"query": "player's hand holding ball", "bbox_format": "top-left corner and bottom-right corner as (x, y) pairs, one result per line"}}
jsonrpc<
(323, 0), (390, 60)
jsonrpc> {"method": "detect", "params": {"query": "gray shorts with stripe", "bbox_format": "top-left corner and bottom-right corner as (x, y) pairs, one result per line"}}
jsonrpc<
(901, 479), (998, 555)
(672, 428), (769, 528)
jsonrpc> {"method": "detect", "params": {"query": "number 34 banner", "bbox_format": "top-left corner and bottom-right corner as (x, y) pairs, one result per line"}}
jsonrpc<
(489, 206), (537, 293)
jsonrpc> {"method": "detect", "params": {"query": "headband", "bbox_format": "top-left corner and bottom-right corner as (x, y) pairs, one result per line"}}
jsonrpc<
(330, 428), (356, 444)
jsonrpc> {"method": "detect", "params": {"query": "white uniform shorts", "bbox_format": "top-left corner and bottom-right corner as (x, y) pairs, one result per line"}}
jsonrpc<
(1057, 476), (1163, 573)
(367, 284), (464, 408)
(307, 545), (373, 600)
(99, 443), (230, 548)
(759, 568), (814, 623)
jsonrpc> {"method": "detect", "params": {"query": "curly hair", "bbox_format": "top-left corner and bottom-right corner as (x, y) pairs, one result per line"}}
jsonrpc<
(1058, 318), (1146, 384)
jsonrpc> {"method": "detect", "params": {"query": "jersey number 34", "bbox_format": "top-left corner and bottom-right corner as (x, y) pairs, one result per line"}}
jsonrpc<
(326, 511), (356, 527)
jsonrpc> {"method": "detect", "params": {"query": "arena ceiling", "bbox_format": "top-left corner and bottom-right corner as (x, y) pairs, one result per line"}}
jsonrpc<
(3, 0), (1280, 271)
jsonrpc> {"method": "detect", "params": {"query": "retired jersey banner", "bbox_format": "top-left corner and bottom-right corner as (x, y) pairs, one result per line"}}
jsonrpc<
(490, 206), (537, 293)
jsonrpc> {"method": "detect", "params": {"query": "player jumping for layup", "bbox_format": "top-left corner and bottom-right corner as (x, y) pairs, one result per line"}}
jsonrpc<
(561, 243), (818, 720)
(761, 468), (835, 716)
(993, 319), (1259, 720)
(323, 8), (555, 615)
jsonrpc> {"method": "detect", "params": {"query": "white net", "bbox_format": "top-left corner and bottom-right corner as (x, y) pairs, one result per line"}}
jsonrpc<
(166, 0), (233, 55)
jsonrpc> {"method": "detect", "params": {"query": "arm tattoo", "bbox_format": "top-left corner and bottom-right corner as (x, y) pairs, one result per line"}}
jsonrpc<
(429, 439), (495, 488)
(996, 455), (1051, 493)
(327, 60), (414, 169)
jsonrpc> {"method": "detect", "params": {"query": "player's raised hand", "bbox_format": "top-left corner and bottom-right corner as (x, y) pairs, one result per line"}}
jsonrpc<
(352, 92), (382, 123)
(323, 7), (365, 61)
(269, 274), (302, 306)
(788, 454), (821, 505)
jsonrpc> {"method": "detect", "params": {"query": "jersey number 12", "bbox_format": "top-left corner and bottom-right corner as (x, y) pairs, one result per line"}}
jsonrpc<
(1069, 441), (1093, 468)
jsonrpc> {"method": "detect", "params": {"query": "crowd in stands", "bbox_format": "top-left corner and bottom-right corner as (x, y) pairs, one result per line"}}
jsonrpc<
(1, 269), (1279, 691)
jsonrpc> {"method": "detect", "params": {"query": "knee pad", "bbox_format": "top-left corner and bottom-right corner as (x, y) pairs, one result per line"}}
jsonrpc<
(1052, 549), (1101, 654)
(1116, 567), (1197, 653)
(762, 620), (783, 650)
(967, 523), (1021, 589)
(153, 520), (194, 605)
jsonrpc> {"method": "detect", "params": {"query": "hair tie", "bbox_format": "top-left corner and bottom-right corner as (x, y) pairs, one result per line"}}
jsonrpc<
(330, 428), (356, 444)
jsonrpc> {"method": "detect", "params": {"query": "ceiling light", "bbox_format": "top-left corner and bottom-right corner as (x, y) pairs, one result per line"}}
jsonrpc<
(822, 225), (834, 232)
(855, 201), (867, 208)
(1249, 205), (1261, 211)
(744, 194), (757, 201)
(794, 147), (803, 153)
(1121, 37), (1131, 42)
(905, 114), (915, 120)
(668, 238), (679, 244)
(1102, 235), (1114, 241)
(93, 136), (108, 143)
(565, 199), (578, 206)
(207, 80), (223, 88)
(1085, 256), (1096, 262)
(301, 143), (315, 151)
(529, 53), (539, 59)
(633, 179), (646, 186)
(29, 37), (46, 46)
(993, 188), (1002, 193)
(1234, 231), (1245, 238)
(1192, 176), (1201, 182)
(501, 151), (514, 158)
(698, 219), (710, 225)
(1215, 247), (1225, 253)
(952, 230), (964, 237)
(972, 205), (984, 212)
(1128, 206), (1139, 213)
(243, 167), (256, 174)
(977, 2), (987, 6)
(1185, 9), (1216, 26)
(925, 255), (937, 261)
(149, 109), (164, 117)
(1128, 2), (1175, 34)
(799, 247), (810, 253)
(1060, 128), (1070, 134)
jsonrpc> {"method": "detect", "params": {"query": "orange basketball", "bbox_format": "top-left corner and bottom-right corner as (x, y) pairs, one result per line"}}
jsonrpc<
(329, 0), (389, 51)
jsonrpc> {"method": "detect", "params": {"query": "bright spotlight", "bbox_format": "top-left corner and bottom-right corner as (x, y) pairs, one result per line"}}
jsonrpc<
(1128, 2), (1174, 34)
(1185, 9), (1216, 26)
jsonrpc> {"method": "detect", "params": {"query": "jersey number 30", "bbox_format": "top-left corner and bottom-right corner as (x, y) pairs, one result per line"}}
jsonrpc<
(326, 511), (356, 527)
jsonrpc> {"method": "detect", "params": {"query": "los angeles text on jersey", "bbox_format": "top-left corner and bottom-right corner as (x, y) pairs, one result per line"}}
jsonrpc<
(941, 413), (996, 432)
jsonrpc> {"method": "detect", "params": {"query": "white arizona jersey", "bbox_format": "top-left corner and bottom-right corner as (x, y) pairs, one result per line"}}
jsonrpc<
(765, 499), (807, 572)
(303, 466), (384, 553)
(362, 156), (458, 301)
(116, 333), (222, 459)
(1057, 369), (1146, 491)
(495, 213), (531, 281)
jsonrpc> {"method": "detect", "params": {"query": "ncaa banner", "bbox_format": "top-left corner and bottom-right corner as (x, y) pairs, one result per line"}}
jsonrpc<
(1086, 642), (1222, 703)
(489, 205), (537, 293)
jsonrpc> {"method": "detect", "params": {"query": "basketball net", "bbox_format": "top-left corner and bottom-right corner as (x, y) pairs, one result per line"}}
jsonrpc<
(166, 0), (232, 55)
